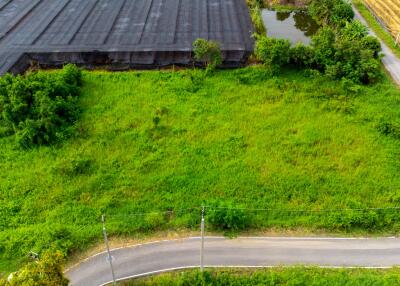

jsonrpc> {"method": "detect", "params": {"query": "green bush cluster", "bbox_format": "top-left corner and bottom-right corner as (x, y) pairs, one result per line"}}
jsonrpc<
(0, 251), (68, 286)
(255, 37), (291, 71)
(255, 0), (382, 84)
(126, 268), (400, 285)
(0, 64), (82, 148)
(206, 202), (252, 234)
(309, 0), (354, 26)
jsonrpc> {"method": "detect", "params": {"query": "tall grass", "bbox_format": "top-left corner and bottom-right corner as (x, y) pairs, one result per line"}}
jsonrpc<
(0, 67), (400, 272)
(123, 267), (400, 285)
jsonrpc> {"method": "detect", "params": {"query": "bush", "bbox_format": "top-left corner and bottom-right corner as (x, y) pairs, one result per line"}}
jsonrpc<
(193, 38), (222, 70)
(331, 1), (355, 26)
(311, 26), (337, 68)
(376, 120), (400, 140)
(255, 36), (291, 72)
(309, 22), (381, 83)
(361, 35), (382, 58)
(2, 251), (69, 286)
(0, 64), (82, 147)
(207, 202), (252, 233)
(309, 0), (354, 26)
(290, 43), (316, 68)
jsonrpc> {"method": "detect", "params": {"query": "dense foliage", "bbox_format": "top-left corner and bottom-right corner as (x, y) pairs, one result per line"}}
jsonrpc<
(193, 39), (222, 70)
(309, 0), (354, 26)
(1, 68), (399, 272)
(255, 0), (382, 84)
(123, 268), (400, 285)
(206, 202), (251, 233)
(255, 37), (291, 71)
(0, 64), (82, 148)
(0, 252), (68, 286)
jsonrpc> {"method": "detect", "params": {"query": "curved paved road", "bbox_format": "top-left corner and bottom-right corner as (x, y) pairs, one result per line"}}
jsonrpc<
(65, 236), (400, 286)
(353, 5), (400, 85)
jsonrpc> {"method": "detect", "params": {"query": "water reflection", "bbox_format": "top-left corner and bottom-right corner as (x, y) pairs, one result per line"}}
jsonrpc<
(276, 11), (291, 21)
(262, 9), (319, 45)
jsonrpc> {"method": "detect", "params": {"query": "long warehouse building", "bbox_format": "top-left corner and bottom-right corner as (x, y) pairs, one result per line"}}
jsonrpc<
(0, 0), (254, 75)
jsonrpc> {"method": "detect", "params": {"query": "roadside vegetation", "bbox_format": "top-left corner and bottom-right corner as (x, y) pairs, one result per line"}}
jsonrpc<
(121, 268), (400, 285)
(1, 66), (400, 272)
(353, 0), (400, 59)
(0, 252), (68, 286)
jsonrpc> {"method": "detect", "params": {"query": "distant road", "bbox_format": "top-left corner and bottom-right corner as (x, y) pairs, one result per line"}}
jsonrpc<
(353, 5), (400, 85)
(65, 236), (400, 286)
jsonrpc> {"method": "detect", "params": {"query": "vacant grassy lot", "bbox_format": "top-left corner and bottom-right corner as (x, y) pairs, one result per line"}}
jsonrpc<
(122, 267), (400, 285)
(1, 67), (400, 272)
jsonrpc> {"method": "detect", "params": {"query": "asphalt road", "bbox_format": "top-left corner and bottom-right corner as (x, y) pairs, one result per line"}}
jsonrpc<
(65, 236), (400, 286)
(353, 5), (400, 85)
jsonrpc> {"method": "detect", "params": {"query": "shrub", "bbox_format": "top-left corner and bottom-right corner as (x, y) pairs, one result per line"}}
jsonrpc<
(376, 120), (400, 140)
(0, 64), (82, 147)
(361, 36), (381, 58)
(331, 1), (355, 26)
(309, 0), (354, 26)
(311, 26), (337, 68)
(193, 38), (222, 70)
(3, 251), (69, 286)
(341, 20), (367, 39)
(207, 202), (252, 233)
(255, 36), (291, 71)
(308, 0), (337, 25)
(310, 22), (381, 83)
(290, 43), (316, 68)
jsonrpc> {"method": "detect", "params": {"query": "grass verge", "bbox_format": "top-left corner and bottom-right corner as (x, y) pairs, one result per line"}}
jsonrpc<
(120, 267), (400, 285)
(353, 0), (400, 59)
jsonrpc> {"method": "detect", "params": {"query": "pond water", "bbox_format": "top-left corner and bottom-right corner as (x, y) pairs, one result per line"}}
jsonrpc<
(261, 10), (319, 45)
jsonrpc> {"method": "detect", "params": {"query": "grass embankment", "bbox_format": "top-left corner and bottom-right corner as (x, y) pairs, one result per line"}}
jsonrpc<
(121, 268), (400, 285)
(353, 0), (400, 59)
(1, 67), (400, 272)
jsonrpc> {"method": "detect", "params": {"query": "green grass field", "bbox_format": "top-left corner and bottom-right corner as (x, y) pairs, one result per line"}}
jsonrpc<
(121, 267), (400, 285)
(1, 67), (400, 272)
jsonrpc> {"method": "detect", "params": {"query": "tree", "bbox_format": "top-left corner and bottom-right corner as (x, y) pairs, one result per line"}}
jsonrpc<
(3, 252), (69, 286)
(192, 38), (222, 70)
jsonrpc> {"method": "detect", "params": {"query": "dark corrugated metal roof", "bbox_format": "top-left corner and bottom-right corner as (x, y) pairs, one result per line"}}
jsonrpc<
(0, 0), (254, 74)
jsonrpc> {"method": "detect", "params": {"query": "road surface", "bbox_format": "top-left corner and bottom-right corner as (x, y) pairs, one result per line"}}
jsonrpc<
(65, 236), (400, 286)
(353, 5), (400, 85)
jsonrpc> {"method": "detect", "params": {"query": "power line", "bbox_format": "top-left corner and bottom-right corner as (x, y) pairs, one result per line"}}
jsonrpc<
(105, 207), (201, 218)
(102, 205), (400, 220)
(203, 206), (400, 214)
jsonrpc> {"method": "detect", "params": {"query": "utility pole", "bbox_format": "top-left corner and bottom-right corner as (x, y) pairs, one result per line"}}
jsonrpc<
(102, 215), (117, 286)
(396, 32), (400, 47)
(200, 206), (205, 272)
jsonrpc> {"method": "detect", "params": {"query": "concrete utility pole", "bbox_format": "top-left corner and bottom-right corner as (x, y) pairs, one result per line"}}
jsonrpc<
(102, 215), (117, 286)
(200, 206), (205, 272)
